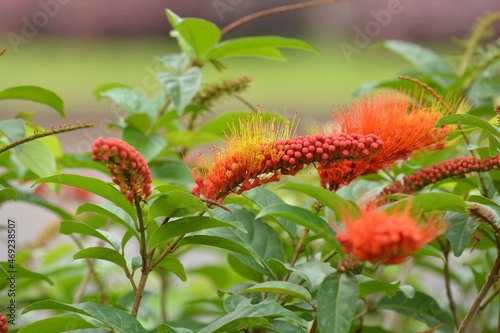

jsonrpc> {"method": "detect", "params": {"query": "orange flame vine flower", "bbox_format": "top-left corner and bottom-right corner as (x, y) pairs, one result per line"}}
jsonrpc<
(336, 206), (446, 265)
(319, 90), (469, 191)
(191, 112), (384, 202)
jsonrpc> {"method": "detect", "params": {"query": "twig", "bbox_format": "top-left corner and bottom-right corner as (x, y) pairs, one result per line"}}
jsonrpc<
(457, 249), (500, 333)
(309, 315), (318, 333)
(416, 324), (444, 333)
(201, 198), (232, 212)
(0, 123), (94, 155)
(282, 228), (310, 282)
(231, 94), (256, 111)
(221, 0), (346, 36)
(0, 48), (6, 56)
(438, 238), (460, 328)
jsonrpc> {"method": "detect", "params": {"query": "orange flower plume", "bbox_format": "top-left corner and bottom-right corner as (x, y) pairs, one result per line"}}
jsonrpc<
(336, 206), (446, 265)
(319, 90), (466, 191)
(192, 112), (384, 202)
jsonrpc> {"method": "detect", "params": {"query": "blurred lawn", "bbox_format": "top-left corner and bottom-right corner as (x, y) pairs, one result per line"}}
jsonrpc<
(0, 36), (417, 124)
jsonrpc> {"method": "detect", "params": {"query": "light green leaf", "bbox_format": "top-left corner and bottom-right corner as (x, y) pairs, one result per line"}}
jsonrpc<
(60, 220), (122, 251)
(289, 262), (336, 291)
(93, 82), (133, 99)
(99, 87), (154, 117)
(404, 192), (467, 214)
(148, 216), (243, 249)
(157, 67), (202, 115)
(148, 191), (207, 219)
(122, 127), (167, 162)
(22, 300), (148, 333)
(0, 118), (26, 144)
(0, 185), (16, 201)
(165, 9), (183, 28)
(164, 130), (220, 148)
(317, 272), (359, 333)
(18, 315), (98, 333)
(436, 114), (500, 138)
(0, 261), (53, 285)
(239, 281), (311, 302)
(17, 140), (56, 177)
(125, 113), (151, 133)
(0, 85), (65, 117)
(156, 53), (190, 75)
(378, 292), (455, 333)
(36, 174), (137, 218)
(175, 18), (221, 62)
(72, 247), (127, 270)
(206, 36), (317, 61)
(489, 134), (500, 157)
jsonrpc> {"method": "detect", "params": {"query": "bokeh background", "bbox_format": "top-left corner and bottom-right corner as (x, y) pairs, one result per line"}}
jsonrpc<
(1, 0), (499, 244)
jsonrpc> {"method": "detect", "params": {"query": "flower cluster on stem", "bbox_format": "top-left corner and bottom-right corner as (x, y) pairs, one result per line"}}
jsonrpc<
(91, 137), (152, 205)
(192, 75), (252, 109)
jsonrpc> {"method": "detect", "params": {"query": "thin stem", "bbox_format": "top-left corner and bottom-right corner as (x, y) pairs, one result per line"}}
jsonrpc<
(231, 94), (256, 111)
(221, 0), (346, 36)
(159, 266), (168, 322)
(309, 315), (318, 333)
(0, 48), (6, 56)
(438, 238), (460, 328)
(416, 324), (444, 333)
(151, 235), (185, 269)
(457, 12), (500, 76)
(457, 249), (500, 333)
(462, 53), (500, 95)
(0, 123), (94, 155)
(131, 194), (149, 317)
(70, 235), (108, 305)
(282, 228), (310, 282)
(478, 284), (500, 312)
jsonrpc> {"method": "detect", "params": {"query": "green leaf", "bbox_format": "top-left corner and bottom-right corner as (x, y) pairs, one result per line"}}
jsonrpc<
(148, 191), (207, 219)
(18, 315), (98, 333)
(125, 113), (151, 133)
(36, 174), (137, 218)
(405, 192), (467, 214)
(72, 247), (127, 270)
(380, 40), (453, 87)
(76, 203), (138, 238)
(99, 87), (154, 117)
(277, 182), (360, 219)
(148, 216), (243, 249)
(17, 140), (56, 177)
(156, 53), (190, 75)
(175, 18), (221, 62)
(0, 185), (16, 201)
(256, 204), (335, 240)
(155, 257), (186, 282)
(178, 235), (254, 258)
(0, 85), (65, 117)
(436, 114), (500, 138)
(210, 206), (285, 277)
(444, 211), (478, 256)
(488, 134), (500, 157)
(158, 324), (194, 333)
(60, 220), (121, 251)
(0, 261), (53, 285)
(357, 277), (400, 298)
(0, 118), (26, 144)
(317, 272), (359, 333)
(165, 9), (183, 28)
(122, 127), (167, 162)
(22, 300), (148, 333)
(239, 281), (311, 302)
(378, 291), (455, 333)
(197, 300), (300, 333)
(289, 262), (336, 291)
(93, 82), (133, 99)
(157, 67), (202, 115)
(206, 36), (317, 61)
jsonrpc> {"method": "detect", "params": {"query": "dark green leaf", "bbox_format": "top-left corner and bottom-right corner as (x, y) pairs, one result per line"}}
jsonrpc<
(72, 246), (127, 270)
(178, 235), (254, 258)
(157, 67), (202, 115)
(122, 127), (167, 162)
(239, 281), (311, 302)
(18, 315), (99, 333)
(445, 211), (478, 256)
(404, 193), (467, 214)
(148, 216), (243, 249)
(0, 261), (53, 285)
(155, 257), (186, 282)
(148, 191), (207, 219)
(489, 135), (500, 157)
(60, 220), (121, 251)
(378, 291), (455, 333)
(76, 203), (138, 238)
(436, 114), (500, 138)
(289, 262), (335, 291)
(197, 300), (300, 333)
(317, 272), (359, 333)
(22, 300), (148, 333)
(0, 85), (65, 117)
(36, 174), (137, 218)
(357, 277), (400, 298)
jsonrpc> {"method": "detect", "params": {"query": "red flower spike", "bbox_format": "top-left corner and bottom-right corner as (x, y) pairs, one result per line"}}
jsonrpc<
(336, 207), (446, 265)
(318, 91), (460, 190)
(377, 155), (500, 204)
(0, 313), (8, 332)
(91, 137), (152, 205)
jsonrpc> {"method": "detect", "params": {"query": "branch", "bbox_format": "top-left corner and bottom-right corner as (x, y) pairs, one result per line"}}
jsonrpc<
(221, 0), (346, 36)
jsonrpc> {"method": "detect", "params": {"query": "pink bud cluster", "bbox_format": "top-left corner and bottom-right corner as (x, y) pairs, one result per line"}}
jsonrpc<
(91, 137), (152, 205)
(192, 133), (383, 202)
(377, 155), (500, 203)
